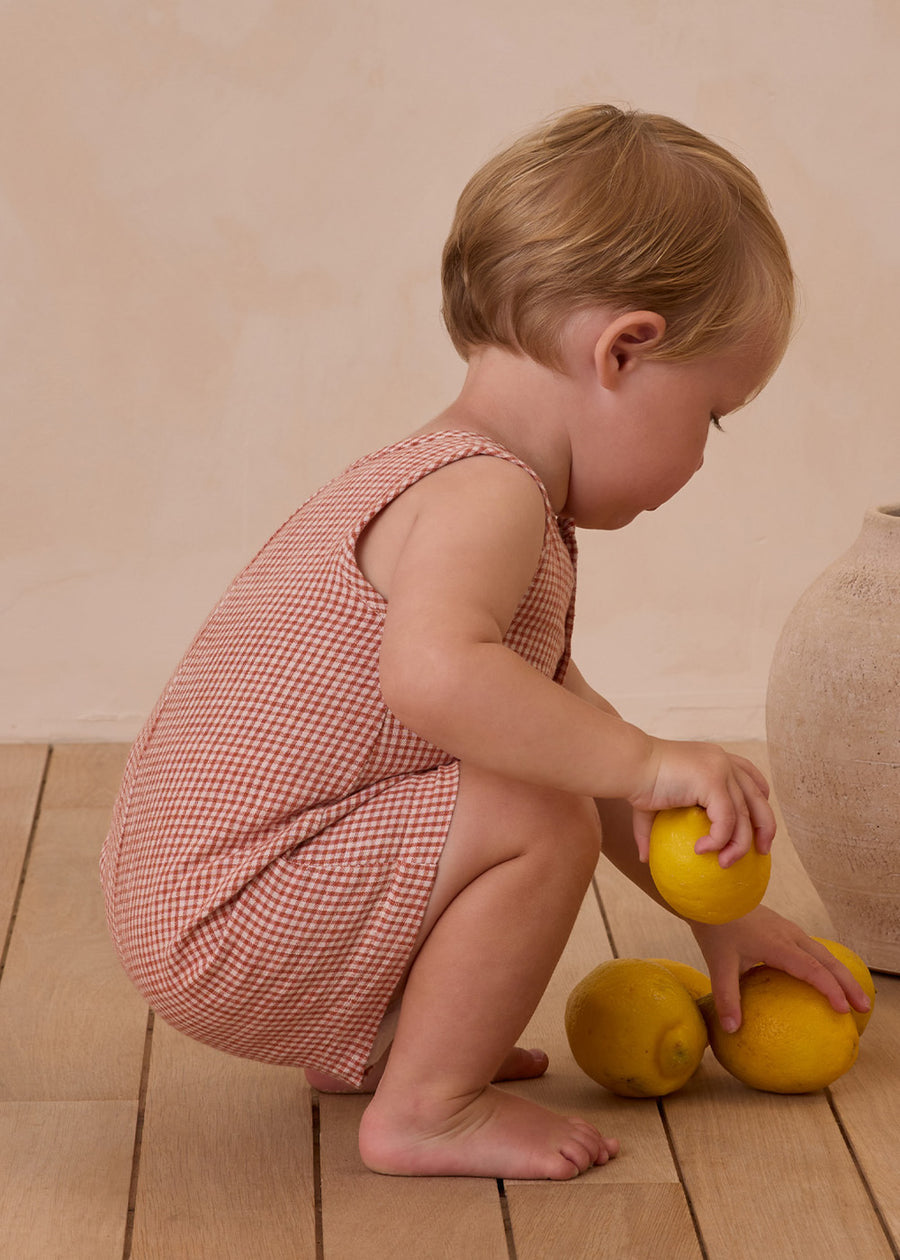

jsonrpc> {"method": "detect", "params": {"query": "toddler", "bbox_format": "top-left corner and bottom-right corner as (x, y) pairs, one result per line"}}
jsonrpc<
(101, 104), (869, 1181)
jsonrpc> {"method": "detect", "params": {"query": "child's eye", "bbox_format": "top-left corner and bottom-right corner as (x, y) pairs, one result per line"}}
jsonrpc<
(710, 414), (725, 432)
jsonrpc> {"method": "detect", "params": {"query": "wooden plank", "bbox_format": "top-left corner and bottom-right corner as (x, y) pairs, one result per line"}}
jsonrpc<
(0, 1100), (136, 1260)
(38, 743), (133, 811)
(131, 1018), (316, 1259)
(318, 1093), (509, 1259)
(665, 1061), (894, 1259)
(505, 1183), (701, 1260)
(830, 973), (900, 1252)
(0, 744), (47, 944)
(0, 744), (148, 1101)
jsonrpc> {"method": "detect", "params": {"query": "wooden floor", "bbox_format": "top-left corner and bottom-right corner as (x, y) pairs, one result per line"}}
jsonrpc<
(0, 742), (897, 1259)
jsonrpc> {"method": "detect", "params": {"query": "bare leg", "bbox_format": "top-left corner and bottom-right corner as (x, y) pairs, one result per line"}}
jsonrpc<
(357, 765), (620, 1180)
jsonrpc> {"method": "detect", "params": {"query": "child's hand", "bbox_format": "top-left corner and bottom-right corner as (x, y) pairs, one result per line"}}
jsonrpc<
(691, 905), (872, 1033)
(630, 738), (775, 866)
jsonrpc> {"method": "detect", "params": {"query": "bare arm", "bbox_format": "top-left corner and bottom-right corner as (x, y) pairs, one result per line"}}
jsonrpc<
(378, 458), (653, 801)
(561, 661), (672, 895)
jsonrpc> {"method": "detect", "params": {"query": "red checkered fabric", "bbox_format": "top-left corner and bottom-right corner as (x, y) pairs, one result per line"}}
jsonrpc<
(100, 430), (577, 1085)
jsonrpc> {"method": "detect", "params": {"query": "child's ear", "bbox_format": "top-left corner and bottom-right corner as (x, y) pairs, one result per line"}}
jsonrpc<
(594, 311), (667, 388)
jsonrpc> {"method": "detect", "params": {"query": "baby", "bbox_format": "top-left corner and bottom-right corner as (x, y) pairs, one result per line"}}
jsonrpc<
(101, 104), (869, 1181)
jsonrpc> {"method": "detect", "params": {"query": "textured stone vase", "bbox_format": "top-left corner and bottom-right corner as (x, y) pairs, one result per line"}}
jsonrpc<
(766, 504), (900, 973)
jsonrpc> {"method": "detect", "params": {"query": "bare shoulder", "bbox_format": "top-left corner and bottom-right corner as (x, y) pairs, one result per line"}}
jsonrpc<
(414, 453), (546, 518)
(358, 453), (546, 601)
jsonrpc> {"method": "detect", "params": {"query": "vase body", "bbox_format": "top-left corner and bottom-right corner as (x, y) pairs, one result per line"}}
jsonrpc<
(766, 504), (900, 973)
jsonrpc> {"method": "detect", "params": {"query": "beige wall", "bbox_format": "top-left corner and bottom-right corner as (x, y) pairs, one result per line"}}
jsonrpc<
(2, 1), (897, 742)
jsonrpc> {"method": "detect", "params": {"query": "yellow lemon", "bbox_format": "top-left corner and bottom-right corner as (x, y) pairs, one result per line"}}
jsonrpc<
(646, 958), (712, 1001)
(565, 958), (708, 1098)
(649, 805), (771, 924)
(699, 966), (859, 1093)
(811, 937), (876, 1034)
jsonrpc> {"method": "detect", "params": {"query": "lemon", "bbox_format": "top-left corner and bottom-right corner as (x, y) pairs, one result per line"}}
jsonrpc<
(565, 959), (708, 1097)
(646, 958), (712, 1001)
(811, 937), (876, 1034)
(699, 966), (859, 1093)
(649, 805), (771, 924)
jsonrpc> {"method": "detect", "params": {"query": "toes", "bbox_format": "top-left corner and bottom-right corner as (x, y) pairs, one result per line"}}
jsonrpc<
(494, 1047), (550, 1081)
(305, 1067), (362, 1093)
(558, 1122), (615, 1174)
(567, 1116), (607, 1147)
(523, 1048), (550, 1075)
(558, 1137), (599, 1175)
(546, 1150), (587, 1180)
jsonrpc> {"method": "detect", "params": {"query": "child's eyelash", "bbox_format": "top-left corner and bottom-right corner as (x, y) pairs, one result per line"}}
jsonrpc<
(710, 414), (725, 432)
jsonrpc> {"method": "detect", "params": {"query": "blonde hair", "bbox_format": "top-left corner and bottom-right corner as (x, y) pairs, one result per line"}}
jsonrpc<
(441, 105), (796, 371)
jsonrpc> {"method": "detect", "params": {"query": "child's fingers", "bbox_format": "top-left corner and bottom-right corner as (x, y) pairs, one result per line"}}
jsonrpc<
(729, 754), (771, 799)
(695, 771), (775, 866)
(713, 803), (755, 867)
(632, 809), (654, 862)
(775, 948), (855, 1015)
(693, 785), (751, 865)
(804, 941), (871, 1014)
(736, 767), (777, 854)
(708, 959), (742, 1034)
(692, 783), (738, 852)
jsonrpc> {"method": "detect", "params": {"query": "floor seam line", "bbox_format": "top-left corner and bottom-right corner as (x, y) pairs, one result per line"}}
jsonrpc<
(658, 1098), (709, 1260)
(0, 744), (51, 987)
(312, 1091), (324, 1259)
(122, 1008), (154, 1260)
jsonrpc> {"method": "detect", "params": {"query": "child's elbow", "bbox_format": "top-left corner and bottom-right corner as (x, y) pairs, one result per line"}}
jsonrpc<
(379, 642), (460, 741)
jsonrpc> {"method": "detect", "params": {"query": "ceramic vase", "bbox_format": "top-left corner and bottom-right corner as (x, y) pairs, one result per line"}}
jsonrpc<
(766, 504), (900, 973)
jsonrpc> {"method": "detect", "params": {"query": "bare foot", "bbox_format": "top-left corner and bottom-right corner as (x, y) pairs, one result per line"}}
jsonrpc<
(358, 1084), (619, 1180)
(306, 1044), (549, 1095)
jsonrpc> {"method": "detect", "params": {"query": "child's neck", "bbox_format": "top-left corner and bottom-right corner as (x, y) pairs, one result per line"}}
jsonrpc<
(420, 347), (579, 514)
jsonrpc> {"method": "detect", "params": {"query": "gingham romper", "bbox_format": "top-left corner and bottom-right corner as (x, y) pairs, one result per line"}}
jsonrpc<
(100, 430), (577, 1086)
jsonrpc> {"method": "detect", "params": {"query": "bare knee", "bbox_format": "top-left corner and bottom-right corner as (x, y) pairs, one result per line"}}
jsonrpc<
(525, 787), (601, 877)
(401, 767), (599, 982)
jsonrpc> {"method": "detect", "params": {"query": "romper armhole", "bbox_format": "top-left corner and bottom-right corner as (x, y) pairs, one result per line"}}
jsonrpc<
(335, 430), (559, 615)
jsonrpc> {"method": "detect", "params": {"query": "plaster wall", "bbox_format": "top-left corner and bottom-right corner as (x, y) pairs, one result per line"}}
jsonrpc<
(2, 0), (898, 741)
